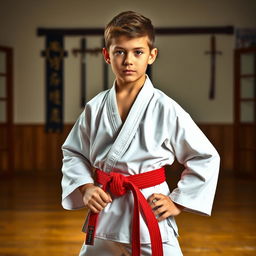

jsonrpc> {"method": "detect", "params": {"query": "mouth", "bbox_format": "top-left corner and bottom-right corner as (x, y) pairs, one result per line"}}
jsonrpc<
(123, 70), (136, 74)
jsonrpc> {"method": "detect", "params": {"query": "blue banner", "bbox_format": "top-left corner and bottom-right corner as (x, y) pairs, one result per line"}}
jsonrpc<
(42, 35), (67, 132)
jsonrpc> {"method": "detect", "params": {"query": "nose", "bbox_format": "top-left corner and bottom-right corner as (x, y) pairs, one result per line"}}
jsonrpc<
(123, 52), (133, 66)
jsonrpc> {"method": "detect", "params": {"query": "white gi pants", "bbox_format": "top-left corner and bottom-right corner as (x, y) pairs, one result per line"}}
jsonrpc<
(79, 237), (183, 256)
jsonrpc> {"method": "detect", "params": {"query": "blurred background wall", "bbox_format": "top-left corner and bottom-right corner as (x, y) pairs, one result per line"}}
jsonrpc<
(0, 0), (255, 173)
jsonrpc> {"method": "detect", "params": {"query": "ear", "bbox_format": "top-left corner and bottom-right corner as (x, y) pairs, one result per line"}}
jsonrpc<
(148, 48), (158, 65)
(102, 48), (111, 64)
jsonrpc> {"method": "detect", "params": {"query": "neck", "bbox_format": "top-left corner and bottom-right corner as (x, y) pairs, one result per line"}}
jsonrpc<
(115, 75), (146, 95)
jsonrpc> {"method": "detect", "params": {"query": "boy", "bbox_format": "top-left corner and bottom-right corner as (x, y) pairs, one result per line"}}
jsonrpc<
(61, 11), (220, 256)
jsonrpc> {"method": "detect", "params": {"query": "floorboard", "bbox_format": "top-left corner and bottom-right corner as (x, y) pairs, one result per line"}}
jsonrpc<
(0, 171), (255, 255)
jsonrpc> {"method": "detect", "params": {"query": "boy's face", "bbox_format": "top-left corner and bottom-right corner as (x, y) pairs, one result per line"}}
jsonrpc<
(103, 35), (157, 87)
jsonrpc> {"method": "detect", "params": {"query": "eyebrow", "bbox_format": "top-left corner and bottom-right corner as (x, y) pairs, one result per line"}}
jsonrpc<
(113, 46), (146, 50)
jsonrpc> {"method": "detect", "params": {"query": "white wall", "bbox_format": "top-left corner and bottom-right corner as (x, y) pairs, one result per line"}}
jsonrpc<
(0, 0), (255, 123)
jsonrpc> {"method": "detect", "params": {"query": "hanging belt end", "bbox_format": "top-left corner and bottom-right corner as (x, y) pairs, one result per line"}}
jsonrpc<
(85, 225), (96, 245)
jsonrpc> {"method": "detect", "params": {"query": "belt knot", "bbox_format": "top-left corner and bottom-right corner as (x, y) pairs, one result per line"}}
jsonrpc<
(86, 167), (166, 256)
(109, 172), (129, 196)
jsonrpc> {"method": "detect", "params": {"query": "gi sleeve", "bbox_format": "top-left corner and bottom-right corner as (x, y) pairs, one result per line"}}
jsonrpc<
(169, 105), (220, 216)
(61, 110), (94, 210)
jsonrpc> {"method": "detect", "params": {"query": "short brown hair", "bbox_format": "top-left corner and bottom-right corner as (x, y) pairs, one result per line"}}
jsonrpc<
(104, 11), (155, 50)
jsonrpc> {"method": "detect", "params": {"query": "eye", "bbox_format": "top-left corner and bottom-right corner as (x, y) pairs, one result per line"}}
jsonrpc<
(135, 50), (143, 55)
(114, 50), (125, 55)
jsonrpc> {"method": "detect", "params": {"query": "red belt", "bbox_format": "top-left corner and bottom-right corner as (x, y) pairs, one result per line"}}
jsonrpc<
(85, 167), (166, 256)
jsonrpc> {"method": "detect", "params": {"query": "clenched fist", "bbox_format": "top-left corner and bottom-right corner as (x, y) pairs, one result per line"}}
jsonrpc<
(148, 193), (184, 222)
(79, 183), (112, 213)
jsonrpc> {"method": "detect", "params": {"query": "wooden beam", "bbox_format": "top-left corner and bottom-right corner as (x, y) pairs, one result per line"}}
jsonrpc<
(156, 26), (234, 35)
(37, 26), (234, 36)
(37, 28), (104, 36)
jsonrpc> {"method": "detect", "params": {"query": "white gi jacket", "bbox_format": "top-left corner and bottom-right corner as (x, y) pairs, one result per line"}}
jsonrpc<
(61, 76), (220, 244)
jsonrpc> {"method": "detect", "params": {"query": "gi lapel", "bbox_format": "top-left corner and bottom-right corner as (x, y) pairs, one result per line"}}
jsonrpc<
(105, 76), (154, 172)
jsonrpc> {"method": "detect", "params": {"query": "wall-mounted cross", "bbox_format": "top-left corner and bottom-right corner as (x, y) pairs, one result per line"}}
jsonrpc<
(73, 38), (106, 108)
(205, 35), (222, 100)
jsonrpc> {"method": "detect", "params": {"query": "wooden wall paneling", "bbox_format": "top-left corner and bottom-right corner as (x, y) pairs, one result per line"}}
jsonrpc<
(0, 125), (8, 149)
(212, 124), (234, 171)
(23, 125), (36, 171)
(13, 124), (74, 173)
(45, 131), (55, 171)
(222, 124), (234, 171)
(32, 126), (54, 172)
(238, 124), (256, 176)
(17, 125), (25, 170)
(13, 125), (20, 171)
(0, 151), (8, 171)
(14, 125), (65, 172)
(51, 131), (63, 171)
(240, 125), (255, 150)
(0, 125), (7, 171)
(15, 125), (38, 172)
(240, 151), (254, 175)
(10, 123), (236, 174)
(209, 125), (223, 147)
(14, 124), (26, 171)
(16, 124), (25, 171)
(34, 125), (47, 171)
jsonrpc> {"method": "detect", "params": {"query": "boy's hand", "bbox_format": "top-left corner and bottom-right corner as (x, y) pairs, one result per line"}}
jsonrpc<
(79, 183), (112, 213)
(148, 193), (184, 222)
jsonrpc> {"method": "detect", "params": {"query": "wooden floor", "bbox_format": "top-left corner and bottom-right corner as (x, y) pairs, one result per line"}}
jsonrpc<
(0, 171), (255, 256)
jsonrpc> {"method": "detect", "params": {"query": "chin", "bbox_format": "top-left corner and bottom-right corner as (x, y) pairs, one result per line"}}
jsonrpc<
(123, 74), (144, 83)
